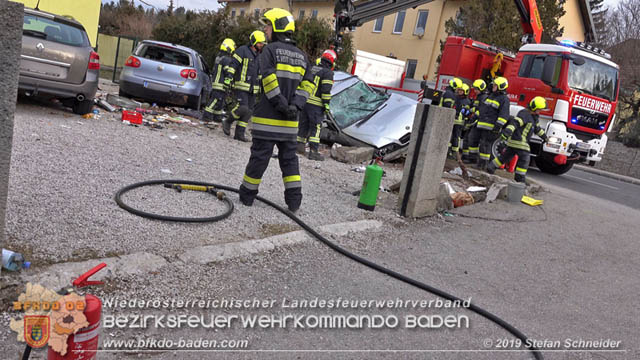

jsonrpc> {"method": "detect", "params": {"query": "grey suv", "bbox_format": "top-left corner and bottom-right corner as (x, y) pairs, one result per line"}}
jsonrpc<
(19, 8), (99, 115)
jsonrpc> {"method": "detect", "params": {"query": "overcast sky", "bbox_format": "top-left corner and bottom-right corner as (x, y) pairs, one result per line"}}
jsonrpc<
(101, 0), (220, 12)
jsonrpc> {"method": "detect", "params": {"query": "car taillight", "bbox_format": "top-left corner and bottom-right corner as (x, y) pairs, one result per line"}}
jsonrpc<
(180, 69), (198, 80)
(89, 51), (100, 70)
(125, 56), (141, 68)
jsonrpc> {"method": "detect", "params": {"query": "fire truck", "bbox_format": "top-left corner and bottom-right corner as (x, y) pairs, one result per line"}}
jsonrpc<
(334, 0), (620, 175)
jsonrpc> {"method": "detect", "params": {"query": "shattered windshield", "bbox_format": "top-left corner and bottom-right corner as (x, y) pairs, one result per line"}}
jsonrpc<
(330, 80), (389, 129)
(568, 56), (618, 102)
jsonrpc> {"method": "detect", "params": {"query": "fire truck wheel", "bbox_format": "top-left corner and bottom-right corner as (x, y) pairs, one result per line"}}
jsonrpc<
(534, 155), (574, 175)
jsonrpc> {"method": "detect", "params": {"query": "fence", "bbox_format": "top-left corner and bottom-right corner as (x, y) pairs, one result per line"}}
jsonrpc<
(96, 33), (139, 83)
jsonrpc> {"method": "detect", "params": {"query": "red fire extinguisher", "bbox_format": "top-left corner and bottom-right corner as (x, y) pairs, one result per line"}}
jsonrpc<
(47, 263), (107, 360)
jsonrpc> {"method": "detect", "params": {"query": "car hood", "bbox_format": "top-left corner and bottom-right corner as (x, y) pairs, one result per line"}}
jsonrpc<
(341, 93), (417, 148)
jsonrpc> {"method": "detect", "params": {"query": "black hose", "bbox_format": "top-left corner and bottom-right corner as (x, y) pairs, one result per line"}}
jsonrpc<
(115, 179), (543, 359)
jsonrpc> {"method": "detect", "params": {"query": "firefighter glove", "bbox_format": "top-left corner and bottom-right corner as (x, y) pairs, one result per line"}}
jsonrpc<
(324, 103), (331, 114)
(286, 104), (299, 121)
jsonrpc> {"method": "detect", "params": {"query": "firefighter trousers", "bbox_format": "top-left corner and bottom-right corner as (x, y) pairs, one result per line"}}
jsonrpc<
(478, 129), (498, 163)
(239, 139), (302, 210)
(449, 124), (463, 153)
(228, 91), (255, 138)
(465, 127), (480, 161)
(489, 146), (531, 182)
(297, 104), (323, 152)
(204, 90), (227, 120)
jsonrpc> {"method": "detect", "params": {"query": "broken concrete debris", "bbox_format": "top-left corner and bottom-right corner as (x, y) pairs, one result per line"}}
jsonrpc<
(331, 145), (374, 164)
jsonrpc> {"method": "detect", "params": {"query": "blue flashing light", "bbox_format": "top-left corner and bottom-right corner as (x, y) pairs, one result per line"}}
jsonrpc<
(571, 118), (578, 124)
(560, 39), (577, 47)
(599, 125), (606, 130)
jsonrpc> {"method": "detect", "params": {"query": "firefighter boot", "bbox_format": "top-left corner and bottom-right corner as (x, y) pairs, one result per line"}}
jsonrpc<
(486, 161), (496, 174)
(222, 118), (231, 136)
(234, 127), (248, 142)
(296, 142), (306, 155)
(308, 149), (324, 161)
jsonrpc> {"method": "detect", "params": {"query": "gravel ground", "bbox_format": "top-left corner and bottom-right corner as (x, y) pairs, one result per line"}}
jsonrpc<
(6, 96), (404, 264)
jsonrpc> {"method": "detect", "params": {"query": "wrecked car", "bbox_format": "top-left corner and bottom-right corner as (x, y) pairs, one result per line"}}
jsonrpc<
(321, 72), (417, 161)
(119, 40), (212, 110)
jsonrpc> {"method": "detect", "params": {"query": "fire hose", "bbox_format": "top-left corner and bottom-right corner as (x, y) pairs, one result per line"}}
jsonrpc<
(115, 179), (544, 360)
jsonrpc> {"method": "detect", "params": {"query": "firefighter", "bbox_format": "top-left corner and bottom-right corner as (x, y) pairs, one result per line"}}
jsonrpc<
(487, 96), (549, 182)
(440, 77), (462, 108)
(223, 31), (267, 142)
(297, 49), (336, 161)
(203, 38), (237, 123)
(450, 83), (471, 157)
(476, 76), (510, 170)
(239, 8), (316, 212)
(463, 79), (489, 163)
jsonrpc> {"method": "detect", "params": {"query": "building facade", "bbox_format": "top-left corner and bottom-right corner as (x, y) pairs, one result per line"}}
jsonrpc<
(219, 0), (596, 81)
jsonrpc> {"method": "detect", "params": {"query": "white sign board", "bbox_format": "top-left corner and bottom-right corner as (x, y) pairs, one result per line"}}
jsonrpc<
(353, 50), (406, 88)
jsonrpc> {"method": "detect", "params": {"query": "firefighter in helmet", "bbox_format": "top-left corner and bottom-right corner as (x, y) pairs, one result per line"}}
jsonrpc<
(450, 82), (471, 157)
(223, 30), (267, 142)
(476, 76), (510, 170)
(487, 96), (549, 183)
(440, 77), (462, 108)
(297, 49), (336, 161)
(463, 79), (489, 163)
(204, 38), (237, 123)
(238, 8), (316, 213)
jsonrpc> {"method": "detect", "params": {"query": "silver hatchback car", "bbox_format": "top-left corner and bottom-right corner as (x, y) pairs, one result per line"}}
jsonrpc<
(19, 8), (100, 115)
(119, 40), (212, 110)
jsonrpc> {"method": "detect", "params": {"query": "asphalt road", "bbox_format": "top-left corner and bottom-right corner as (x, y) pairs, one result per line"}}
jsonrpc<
(528, 166), (640, 210)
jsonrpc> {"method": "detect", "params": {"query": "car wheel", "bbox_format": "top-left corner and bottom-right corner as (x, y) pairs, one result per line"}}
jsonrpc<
(535, 154), (574, 175)
(72, 99), (94, 115)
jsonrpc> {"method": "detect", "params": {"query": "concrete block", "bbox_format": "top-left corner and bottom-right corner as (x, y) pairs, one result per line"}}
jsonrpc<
(436, 183), (453, 211)
(398, 104), (455, 217)
(330, 146), (374, 164)
(0, 0), (23, 271)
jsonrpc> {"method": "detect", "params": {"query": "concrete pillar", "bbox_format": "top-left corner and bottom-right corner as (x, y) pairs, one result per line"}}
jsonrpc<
(398, 104), (455, 217)
(0, 0), (23, 273)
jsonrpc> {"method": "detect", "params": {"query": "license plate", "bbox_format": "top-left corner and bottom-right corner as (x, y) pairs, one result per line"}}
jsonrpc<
(576, 142), (591, 151)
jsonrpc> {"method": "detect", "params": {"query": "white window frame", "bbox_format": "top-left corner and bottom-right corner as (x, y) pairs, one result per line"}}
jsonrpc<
(311, 9), (318, 19)
(414, 10), (428, 35)
(240, 9), (245, 17)
(392, 10), (406, 34)
(298, 9), (305, 20)
(231, 8), (236, 18)
(373, 17), (384, 33)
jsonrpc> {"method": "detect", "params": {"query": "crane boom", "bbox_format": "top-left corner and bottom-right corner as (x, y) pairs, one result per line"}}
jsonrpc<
(333, 0), (544, 48)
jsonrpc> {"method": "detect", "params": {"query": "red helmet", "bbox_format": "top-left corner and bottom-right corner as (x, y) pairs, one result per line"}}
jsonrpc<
(321, 49), (337, 65)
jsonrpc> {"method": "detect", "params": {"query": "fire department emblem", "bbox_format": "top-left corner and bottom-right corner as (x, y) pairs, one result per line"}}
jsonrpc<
(24, 315), (50, 348)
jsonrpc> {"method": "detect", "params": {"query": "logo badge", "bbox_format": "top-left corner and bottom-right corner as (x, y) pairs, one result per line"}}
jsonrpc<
(36, 43), (45, 52)
(24, 315), (50, 348)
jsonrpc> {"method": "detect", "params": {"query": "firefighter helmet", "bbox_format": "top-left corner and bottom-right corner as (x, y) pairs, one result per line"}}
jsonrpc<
(493, 76), (508, 91)
(220, 38), (236, 53)
(472, 79), (487, 92)
(449, 77), (463, 89)
(461, 83), (470, 96)
(529, 96), (547, 112)
(260, 8), (295, 33)
(321, 49), (337, 65)
(249, 31), (266, 46)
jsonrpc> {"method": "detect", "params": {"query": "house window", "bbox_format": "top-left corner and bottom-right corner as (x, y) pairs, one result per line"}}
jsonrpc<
(373, 17), (384, 32)
(414, 10), (428, 35)
(254, 8), (260, 19)
(393, 10), (406, 34)
(311, 9), (318, 19)
(406, 59), (418, 79)
(240, 9), (245, 17)
(298, 9), (305, 20)
(231, 9), (236, 18)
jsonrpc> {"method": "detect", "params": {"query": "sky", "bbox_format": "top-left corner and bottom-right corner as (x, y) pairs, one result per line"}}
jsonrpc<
(101, 0), (220, 12)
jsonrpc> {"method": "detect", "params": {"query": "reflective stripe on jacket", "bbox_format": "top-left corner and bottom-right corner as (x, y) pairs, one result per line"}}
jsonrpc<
(211, 52), (235, 91)
(502, 109), (546, 152)
(477, 91), (509, 130)
(306, 60), (334, 108)
(439, 86), (456, 108)
(231, 45), (260, 95)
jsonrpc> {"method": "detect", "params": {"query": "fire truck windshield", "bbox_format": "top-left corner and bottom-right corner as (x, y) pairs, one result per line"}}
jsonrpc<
(568, 56), (618, 102)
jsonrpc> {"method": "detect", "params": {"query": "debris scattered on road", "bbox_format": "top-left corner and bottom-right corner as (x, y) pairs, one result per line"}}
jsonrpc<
(106, 94), (141, 109)
(160, 168), (172, 174)
(82, 113), (93, 119)
(186, 158), (193, 162)
(485, 183), (508, 203)
(351, 166), (366, 173)
(95, 99), (117, 112)
(451, 192), (474, 208)
(168, 134), (178, 140)
(466, 186), (487, 192)
(521, 196), (543, 206)
(2, 248), (30, 272)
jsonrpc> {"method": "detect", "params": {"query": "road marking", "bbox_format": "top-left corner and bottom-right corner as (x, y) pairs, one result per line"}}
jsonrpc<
(564, 174), (619, 190)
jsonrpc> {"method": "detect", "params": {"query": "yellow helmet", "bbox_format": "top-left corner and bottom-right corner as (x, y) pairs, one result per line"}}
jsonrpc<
(461, 83), (470, 96)
(220, 38), (236, 53)
(529, 96), (547, 111)
(260, 8), (295, 33)
(249, 30), (266, 46)
(493, 76), (508, 91)
(449, 77), (463, 89)
(472, 79), (486, 92)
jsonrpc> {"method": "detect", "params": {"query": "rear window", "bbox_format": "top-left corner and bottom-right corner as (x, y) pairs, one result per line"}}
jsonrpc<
(137, 44), (192, 66)
(23, 14), (88, 47)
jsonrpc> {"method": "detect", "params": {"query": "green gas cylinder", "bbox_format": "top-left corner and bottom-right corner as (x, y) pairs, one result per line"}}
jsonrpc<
(357, 163), (384, 211)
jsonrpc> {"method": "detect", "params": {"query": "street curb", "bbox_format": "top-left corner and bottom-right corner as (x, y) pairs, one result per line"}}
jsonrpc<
(179, 220), (384, 265)
(574, 165), (640, 185)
